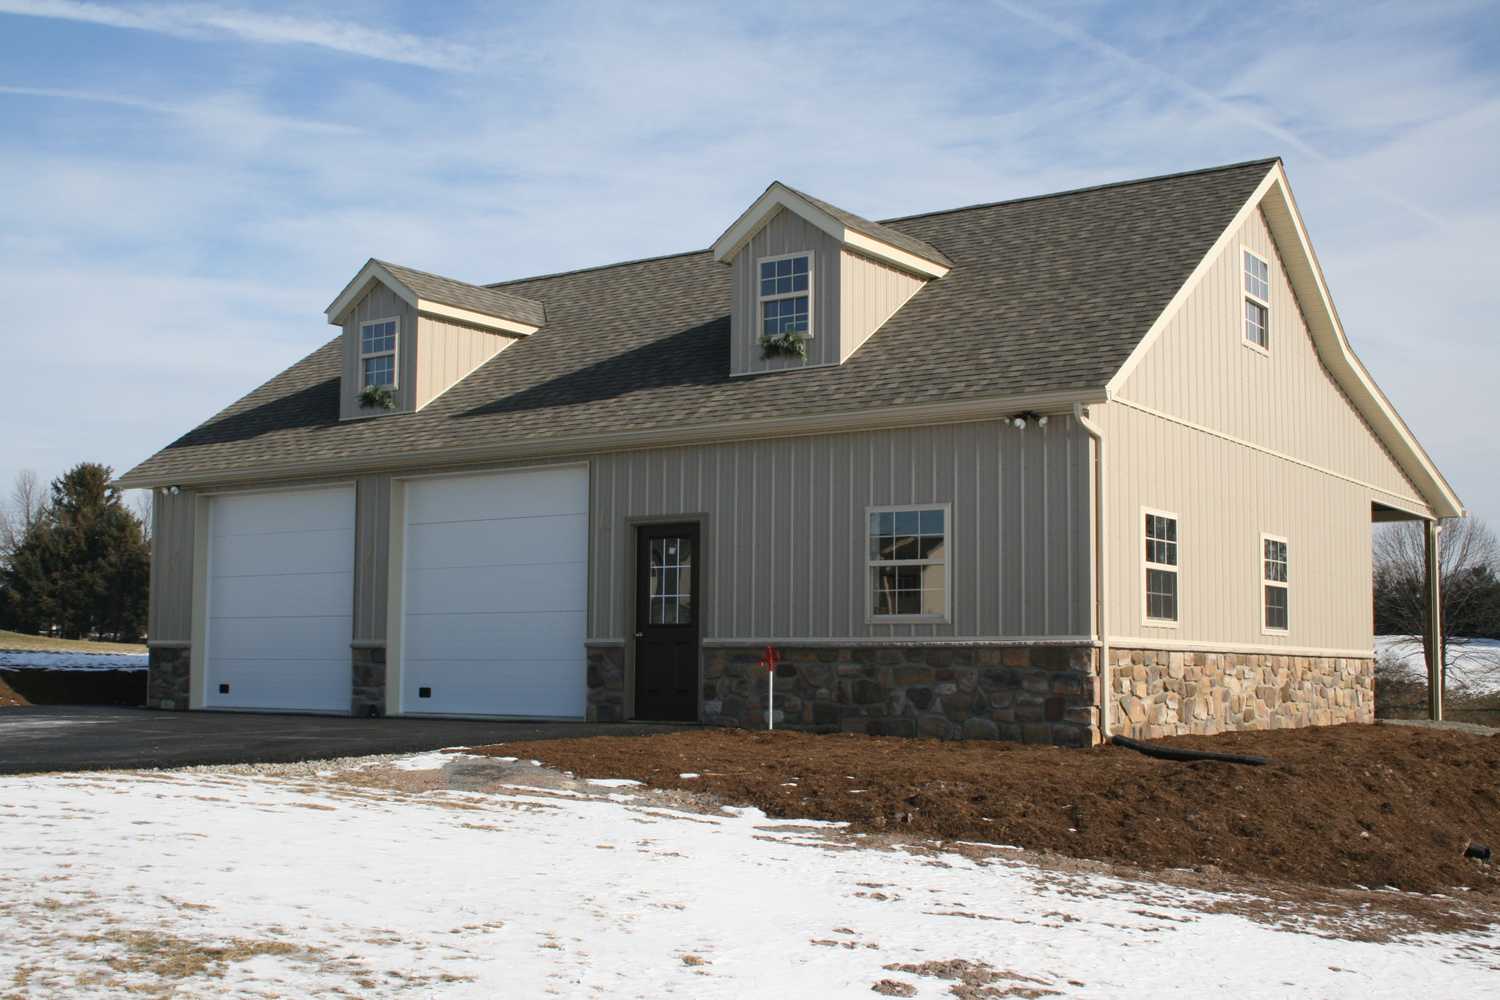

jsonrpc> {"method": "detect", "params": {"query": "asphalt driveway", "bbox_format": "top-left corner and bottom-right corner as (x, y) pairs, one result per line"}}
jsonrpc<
(0, 705), (686, 775)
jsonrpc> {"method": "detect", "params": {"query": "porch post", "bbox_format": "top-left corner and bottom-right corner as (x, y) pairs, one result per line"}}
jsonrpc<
(1424, 519), (1444, 722)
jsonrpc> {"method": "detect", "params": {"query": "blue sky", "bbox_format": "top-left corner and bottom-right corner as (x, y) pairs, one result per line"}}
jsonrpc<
(0, 0), (1496, 523)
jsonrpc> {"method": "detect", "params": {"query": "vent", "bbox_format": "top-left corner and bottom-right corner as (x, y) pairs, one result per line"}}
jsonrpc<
(418, 686), (432, 699)
(218, 683), (230, 694)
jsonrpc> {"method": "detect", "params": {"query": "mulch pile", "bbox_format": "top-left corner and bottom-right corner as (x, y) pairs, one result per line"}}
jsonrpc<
(472, 724), (1499, 895)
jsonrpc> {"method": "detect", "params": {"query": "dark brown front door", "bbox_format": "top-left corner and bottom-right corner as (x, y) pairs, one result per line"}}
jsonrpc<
(634, 523), (700, 721)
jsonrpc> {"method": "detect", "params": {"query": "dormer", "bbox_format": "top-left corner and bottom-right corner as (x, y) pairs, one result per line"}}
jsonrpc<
(712, 182), (951, 377)
(325, 259), (545, 419)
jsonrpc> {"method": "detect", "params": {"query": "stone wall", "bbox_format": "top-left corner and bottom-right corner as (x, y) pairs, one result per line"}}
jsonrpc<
(1109, 648), (1374, 738)
(352, 645), (386, 717)
(702, 644), (1099, 747)
(587, 643), (626, 722)
(146, 645), (191, 710)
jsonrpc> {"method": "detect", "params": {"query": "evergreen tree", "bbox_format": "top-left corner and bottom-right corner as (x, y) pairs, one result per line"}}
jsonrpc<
(0, 463), (151, 641)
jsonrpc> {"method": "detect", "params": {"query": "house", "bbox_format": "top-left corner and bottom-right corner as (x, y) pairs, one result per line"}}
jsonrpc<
(117, 158), (1463, 745)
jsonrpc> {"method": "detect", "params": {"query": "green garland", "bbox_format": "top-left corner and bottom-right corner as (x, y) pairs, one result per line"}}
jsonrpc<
(759, 331), (808, 361)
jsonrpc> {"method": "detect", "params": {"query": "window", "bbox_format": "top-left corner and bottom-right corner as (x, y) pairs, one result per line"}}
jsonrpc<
(360, 318), (398, 388)
(1262, 535), (1289, 633)
(759, 253), (812, 339)
(647, 535), (694, 625)
(1143, 510), (1179, 624)
(868, 505), (948, 620)
(1243, 250), (1270, 351)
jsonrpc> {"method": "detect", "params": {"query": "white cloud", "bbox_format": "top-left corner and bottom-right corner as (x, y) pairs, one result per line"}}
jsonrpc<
(0, 0), (478, 69)
(0, 85), (361, 136)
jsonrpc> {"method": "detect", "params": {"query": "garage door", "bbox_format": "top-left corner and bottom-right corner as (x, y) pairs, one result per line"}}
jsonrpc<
(401, 466), (588, 717)
(204, 486), (355, 712)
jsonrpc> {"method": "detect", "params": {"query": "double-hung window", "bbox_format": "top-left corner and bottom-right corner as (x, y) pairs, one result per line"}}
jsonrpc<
(759, 253), (811, 339)
(1143, 510), (1179, 624)
(1243, 250), (1270, 351)
(868, 505), (948, 620)
(360, 318), (398, 388)
(1262, 535), (1289, 633)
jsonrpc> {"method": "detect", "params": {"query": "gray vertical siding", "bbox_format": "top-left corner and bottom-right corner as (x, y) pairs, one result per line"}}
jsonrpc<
(353, 474), (391, 642)
(147, 489), (196, 642)
(150, 419), (1093, 651)
(730, 208), (843, 375)
(339, 283), (417, 420)
(588, 418), (1092, 642)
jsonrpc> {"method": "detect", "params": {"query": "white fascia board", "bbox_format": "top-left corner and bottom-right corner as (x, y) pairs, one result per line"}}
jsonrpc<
(325, 259), (417, 325)
(712, 182), (949, 279)
(416, 300), (539, 336)
(1107, 161), (1463, 519)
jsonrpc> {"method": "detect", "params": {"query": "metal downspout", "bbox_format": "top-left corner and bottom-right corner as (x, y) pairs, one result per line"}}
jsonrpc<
(1074, 402), (1111, 740)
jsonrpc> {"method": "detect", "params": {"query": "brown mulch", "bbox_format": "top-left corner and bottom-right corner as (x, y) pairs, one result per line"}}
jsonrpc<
(0, 674), (28, 707)
(469, 724), (1500, 896)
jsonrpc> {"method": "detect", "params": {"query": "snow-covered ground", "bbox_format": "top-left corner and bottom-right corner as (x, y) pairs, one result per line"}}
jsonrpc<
(0, 649), (147, 671)
(1376, 635), (1500, 694)
(1, 753), (1495, 999)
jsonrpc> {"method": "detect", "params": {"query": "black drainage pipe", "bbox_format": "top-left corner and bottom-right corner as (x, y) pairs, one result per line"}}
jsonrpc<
(1112, 734), (1269, 767)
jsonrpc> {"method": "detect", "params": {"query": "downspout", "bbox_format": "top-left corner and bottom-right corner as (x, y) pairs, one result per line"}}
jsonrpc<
(1073, 402), (1111, 740)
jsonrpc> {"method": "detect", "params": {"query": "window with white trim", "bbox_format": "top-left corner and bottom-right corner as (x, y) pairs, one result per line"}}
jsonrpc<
(1243, 250), (1270, 350)
(360, 318), (398, 388)
(868, 505), (948, 619)
(1262, 535), (1288, 632)
(1144, 511), (1179, 623)
(759, 253), (811, 338)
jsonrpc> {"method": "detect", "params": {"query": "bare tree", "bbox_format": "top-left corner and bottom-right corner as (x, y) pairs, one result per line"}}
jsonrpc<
(0, 469), (43, 563)
(129, 490), (154, 546)
(1373, 517), (1500, 691)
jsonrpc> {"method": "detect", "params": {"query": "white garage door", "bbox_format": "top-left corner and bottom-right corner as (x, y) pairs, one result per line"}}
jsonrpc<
(401, 466), (588, 717)
(204, 486), (355, 712)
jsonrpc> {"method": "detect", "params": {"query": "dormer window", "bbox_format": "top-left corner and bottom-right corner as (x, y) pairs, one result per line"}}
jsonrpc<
(759, 254), (812, 338)
(360, 318), (398, 387)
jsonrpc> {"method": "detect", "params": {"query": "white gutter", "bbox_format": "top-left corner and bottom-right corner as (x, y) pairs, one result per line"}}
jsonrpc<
(1073, 402), (1111, 740)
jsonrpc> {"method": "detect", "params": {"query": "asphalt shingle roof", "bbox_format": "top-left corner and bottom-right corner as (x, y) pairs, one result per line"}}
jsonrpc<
(781, 184), (953, 269)
(376, 259), (546, 327)
(120, 159), (1277, 487)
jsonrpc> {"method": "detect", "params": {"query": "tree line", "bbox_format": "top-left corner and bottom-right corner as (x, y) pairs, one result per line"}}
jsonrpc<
(0, 463), (151, 642)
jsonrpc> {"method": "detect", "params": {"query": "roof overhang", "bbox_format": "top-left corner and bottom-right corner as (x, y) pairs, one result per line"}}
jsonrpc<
(325, 259), (541, 336)
(711, 183), (951, 279)
(113, 386), (1102, 490)
(1106, 161), (1464, 519)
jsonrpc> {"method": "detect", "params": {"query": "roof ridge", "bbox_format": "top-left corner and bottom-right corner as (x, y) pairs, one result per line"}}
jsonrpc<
(485, 157), (1280, 289)
(877, 157), (1281, 225)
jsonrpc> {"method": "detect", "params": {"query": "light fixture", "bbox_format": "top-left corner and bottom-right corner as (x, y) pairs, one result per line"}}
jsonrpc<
(167, 485), (181, 496)
(1037, 415), (1049, 428)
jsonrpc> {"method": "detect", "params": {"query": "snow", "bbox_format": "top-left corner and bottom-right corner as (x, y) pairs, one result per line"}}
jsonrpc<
(0, 650), (147, 671)
(1376, 635), (1500, 694)
(586, 777), (643, 788)
(1, 755), (1495, 998)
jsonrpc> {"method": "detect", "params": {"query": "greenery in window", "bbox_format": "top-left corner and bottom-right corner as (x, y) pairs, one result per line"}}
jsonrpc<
(358, 384), (396, 410)
(759, 331), (808, 361)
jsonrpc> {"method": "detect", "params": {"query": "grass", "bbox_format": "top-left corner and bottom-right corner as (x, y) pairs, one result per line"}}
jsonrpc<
(0, 629), (145, 655)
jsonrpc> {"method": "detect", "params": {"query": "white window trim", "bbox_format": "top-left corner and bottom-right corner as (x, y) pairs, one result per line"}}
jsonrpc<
(1242, 248), (1270, 356)
(359, 316), (400, 389)
(1260, 532), (1289, 636)
(1141, 506), (1180, 628)
(756, 250), (815, 341)
(864, 502), (952, 625)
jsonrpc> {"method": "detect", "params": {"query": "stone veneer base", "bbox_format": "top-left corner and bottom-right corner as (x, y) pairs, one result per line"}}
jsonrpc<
(1109, 647), (1374, 738)
(703, 644), (1101, 747)
(351, 645), (386, 717)
(586, 644), (626, 723)
(146, 645), (191, 710)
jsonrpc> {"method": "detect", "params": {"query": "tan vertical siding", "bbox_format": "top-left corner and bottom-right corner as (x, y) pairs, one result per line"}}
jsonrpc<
(1098, 402), (1375, 652)
(838, 249), (926, 361)
(1117, 208), (1423, 507)
(147, 489), (196, 642)
(588, 418), (1091, 642)
(339, 283), (416, 420)
(352, 474), (390, 642)
(412, 316), (515, 411)
(730, 208), (843, 375)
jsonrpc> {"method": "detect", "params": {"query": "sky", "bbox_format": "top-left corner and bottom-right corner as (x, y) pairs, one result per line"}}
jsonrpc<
(0, 0), (1495, 523)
